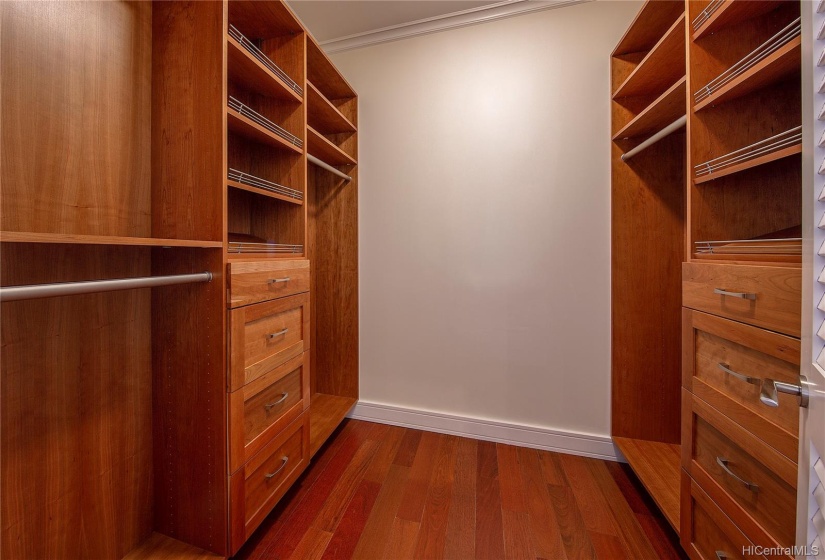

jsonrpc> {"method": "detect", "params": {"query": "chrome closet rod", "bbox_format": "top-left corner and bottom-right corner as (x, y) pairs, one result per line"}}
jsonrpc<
(621, 116), (687, 162)
(0, 272), (213, 302)
(308, 154), (352, 181)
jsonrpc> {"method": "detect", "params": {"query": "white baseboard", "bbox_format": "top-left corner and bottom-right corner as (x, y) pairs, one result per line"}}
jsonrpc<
(348, 400), (619, 462)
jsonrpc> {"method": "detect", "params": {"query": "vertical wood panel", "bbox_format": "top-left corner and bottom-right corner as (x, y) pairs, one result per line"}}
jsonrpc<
(1, 244), (153, 559)
(0, 1), (152, 237)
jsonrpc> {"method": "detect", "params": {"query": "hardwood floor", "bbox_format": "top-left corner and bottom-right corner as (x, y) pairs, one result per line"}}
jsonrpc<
(234, 420), (685, 560)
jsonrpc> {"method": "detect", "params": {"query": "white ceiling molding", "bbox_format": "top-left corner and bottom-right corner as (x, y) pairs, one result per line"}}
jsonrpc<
(317, 0), (591, 54)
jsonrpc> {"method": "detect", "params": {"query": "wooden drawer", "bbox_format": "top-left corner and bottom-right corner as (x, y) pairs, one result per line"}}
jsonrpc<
(682, 391), (796, 550)
(229, 292), (310, 391)
(682, 309), (800, 461)
(681, 471), (766, 560)
(228, 259), (309, 308)
(228, 352), (310, 474)
(682, 263), (801, 338)
(229, 411), (309, 555)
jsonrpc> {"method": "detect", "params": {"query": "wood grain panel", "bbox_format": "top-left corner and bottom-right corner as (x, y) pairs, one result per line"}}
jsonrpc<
(1, 244), (152, 560)
(611, 132), (685, 442)
(152, 1), (225, 242)
(1, 1), (152, 237)
(152, 248), (227, 556)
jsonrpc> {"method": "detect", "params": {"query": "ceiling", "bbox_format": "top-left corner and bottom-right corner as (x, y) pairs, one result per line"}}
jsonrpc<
(288, 0), (509, 43)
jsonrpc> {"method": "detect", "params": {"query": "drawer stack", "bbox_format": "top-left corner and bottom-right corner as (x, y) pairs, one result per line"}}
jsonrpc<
(681, 263), (802, 559)
(226, 259), (312, 552)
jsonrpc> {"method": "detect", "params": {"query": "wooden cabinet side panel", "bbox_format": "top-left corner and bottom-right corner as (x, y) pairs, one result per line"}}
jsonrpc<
(152, 248), (228, 556)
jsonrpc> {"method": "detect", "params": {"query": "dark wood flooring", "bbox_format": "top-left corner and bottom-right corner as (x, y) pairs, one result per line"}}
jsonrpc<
(234, 419), (686, 560)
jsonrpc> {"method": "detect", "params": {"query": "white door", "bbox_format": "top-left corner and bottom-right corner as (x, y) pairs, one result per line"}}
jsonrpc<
(799, 1), (825, 557)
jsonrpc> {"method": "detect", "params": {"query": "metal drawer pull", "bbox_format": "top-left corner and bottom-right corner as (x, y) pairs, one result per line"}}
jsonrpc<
(268, 277), (291, 284)
(264, 393), (289, 410)
(715, 552), (729, 560)
(717, 363), (760, 385)
(713, 288), (757, 300)
(716, 457), (759, 492)
(265, 456), (289, 479)
(268, 328), (288, 339)
(759, 374), (810, 408)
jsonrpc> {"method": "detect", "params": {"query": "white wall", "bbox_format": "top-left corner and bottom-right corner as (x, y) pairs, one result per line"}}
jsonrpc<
(331, 0), (642, 443)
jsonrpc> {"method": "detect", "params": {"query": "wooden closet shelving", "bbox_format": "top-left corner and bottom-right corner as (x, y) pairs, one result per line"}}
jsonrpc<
(1, 1), (359, 558)
(227, 36), (303, 103)
(611, 0), (686, 532)
(691, 0), (784, 41)
(308, 81), (357, 134)
(304, 36), (359, 459)
(612, 14), (686, 99)
(226, 108), (303, 153)
(0, 231), (223, 248)
(693, 36), (800, 112)
(614, 1), (803, 556)
(308, 125), (357, 166)
(613, 77), (686, 140)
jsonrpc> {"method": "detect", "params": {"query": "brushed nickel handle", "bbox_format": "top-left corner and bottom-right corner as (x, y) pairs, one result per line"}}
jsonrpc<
(713, 288), (757, 300)
(759, 374), (809, 408)
(268, 328), (288, 339)
(717, 363), (760, 385)
(715, 552), (729, 560)
(268, 277), (291, 284)
(716, 457), (758, 492)
(264, 392), (289, 410)
(265, 456), (289, 479)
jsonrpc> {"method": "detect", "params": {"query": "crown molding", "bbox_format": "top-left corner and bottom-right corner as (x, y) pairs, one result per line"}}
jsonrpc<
(314, 0), (591, 54)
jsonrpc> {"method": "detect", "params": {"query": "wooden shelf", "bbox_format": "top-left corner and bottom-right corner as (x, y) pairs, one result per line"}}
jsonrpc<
(693, 36), (800, 113)
(613, 0), (685, 56)
(124, 533), (222, 560)
(227, 36), (302, 103)
(309, 393), (357, 456)
(692, 0), (784, 41)
(0, 231), (222, 248)
(308, 81), (356, 134)
(613, 14), (686, 99)
(613, 77), (686, 141)
(694, 142), (801, 184)
(227, 180), (303, 206)
(227, 108), (303, 154)
(307, 36), (356, 100)
(227, 0), (304, 39)
(307, 126), (357, 166)
(613, 437), (681, 531)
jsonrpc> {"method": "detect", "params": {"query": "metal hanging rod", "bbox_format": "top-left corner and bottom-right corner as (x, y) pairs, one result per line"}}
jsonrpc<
(0, 272), (213, 302)
(308, 154), (352, 182)
(621, 116), (686, 162)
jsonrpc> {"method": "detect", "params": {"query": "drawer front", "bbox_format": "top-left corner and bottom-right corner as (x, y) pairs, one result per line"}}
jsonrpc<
(229, 412), (309, 555)
(683, 309), (800, 460)
(229, 292), (310, 390)
(683, 392), (797, 549)
(228, 352), (310, 473)
(682, 263), (801, 337)
(228, 259), (309, 308)
(681, 472), (764, 560)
